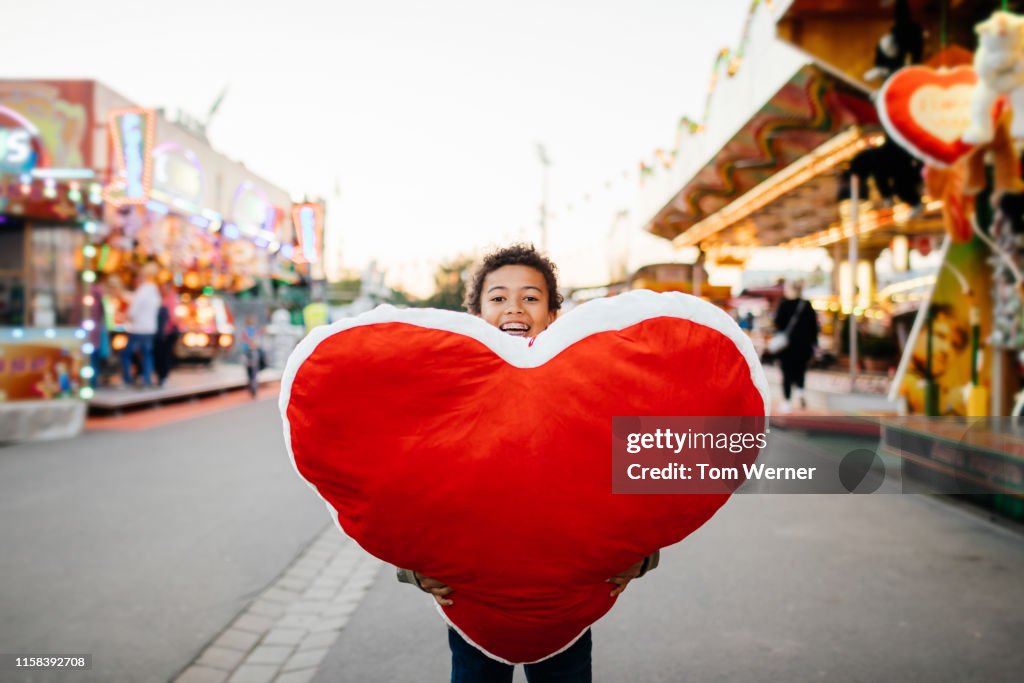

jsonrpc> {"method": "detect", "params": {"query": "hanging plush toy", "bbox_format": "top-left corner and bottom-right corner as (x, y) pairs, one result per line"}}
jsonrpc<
(923, 162), (972, 242)
(962, 10), (1024, 144)
(971, 110), (1024, 235)
(864, 0), (924, 83)
(849, 137), (923, 210)
(964, 108), (1024, 197)
(877, 64), (979, 167)
(280, 291), (769, 664)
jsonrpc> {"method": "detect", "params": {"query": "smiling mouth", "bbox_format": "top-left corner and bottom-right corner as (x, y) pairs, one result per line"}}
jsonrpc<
(499, 322), (530, 337)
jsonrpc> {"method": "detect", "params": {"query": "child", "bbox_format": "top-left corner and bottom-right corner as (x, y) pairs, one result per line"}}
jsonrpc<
(397, 243), (659, 683)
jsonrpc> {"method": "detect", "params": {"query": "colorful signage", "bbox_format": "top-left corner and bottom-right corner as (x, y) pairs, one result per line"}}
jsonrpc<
(269, 205), (292, 246)
(231, 181), (270, 237)
(0, 81), (89, 170)
(103, 107), (155, 206)
(0, 341), (84, 401)
(151, 142), (203, 212)
(0, 127), (34, 173)
(893, 237), (994, 416)
(0, 105), (46, 175)
(291, 203), (324, 264)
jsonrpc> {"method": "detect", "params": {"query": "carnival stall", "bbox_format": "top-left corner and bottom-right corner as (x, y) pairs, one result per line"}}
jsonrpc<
(0, 81), (103, 439)
(1, 80), (320, 432)
(625, 0), (1024, 515)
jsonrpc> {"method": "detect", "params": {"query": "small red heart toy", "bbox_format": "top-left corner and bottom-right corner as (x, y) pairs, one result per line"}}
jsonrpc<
(878, 65), (979, 168)
(280, 290), (768, 663)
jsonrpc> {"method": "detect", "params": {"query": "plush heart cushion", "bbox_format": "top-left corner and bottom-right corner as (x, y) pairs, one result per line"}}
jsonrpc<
(878, 65), (978, 167)
(280, 290), (768, 664)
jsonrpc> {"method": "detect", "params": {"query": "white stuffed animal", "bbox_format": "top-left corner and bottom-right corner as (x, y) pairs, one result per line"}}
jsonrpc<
(962, 10), (1024, 144)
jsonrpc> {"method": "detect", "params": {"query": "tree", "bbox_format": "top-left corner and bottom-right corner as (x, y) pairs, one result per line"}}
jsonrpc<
(387, 287), (419, 307)
(420, 256), (473, 311)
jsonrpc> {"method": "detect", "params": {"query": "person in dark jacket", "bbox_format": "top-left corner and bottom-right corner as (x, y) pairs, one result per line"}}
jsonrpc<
(154, 282), (180, 387)
(773, 280), (819, 413)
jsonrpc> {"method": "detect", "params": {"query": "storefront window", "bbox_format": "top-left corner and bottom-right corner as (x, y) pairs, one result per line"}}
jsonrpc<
(29, 225), (83, 327)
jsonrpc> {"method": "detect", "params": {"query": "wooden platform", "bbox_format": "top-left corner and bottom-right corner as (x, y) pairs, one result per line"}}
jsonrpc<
(88, 364), (283, 413)
(771, 411), (883, 437)
(880, 417), (1024, 517)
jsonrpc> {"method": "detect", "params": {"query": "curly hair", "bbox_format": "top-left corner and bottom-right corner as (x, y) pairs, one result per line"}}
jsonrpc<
(464, 243), (563, 315)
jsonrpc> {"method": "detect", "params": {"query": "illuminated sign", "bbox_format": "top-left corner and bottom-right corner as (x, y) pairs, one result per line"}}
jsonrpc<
(0, 105), (45, 175)
(231, 181), (270, 237)
(0, 128), (33, 172)
(103, 107), (155, 206)
(151, 142), (203, 212)
(291, 202), (324, 264)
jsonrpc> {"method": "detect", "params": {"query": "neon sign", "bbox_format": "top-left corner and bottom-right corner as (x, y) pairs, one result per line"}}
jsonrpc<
(231, 181), (270, 237)
(0, 105), (45, 175)
(103, 107), (155, 206)
(0, 128), (33, 171)
(151, 142), (203, 212)
(291, 203), (324, 264)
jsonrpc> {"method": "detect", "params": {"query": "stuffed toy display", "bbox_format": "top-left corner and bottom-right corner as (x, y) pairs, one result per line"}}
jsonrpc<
(864, 0), (924, 83)
(962, 10), (1024, 144)
(963, 109), (1024, 197)
(280, 290), (769, 664)
(923, 109), (1024, 243)
(961, 107), (1024, 235)
(998, 189), (1024, 235)
(849, 137), (923, 209)
(923, 162), (972, 242)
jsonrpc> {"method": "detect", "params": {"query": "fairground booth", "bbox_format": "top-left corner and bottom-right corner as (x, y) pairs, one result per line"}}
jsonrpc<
(628, 0), (1024, 516)
(0, 80), (324, 440)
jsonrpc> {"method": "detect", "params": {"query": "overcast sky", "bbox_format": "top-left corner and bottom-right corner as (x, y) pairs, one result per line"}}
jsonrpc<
(5, 0), (755, 294)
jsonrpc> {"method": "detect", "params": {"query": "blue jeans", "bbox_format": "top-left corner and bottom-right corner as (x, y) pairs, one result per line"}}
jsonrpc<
(122, 333), (155, 387)
(449, 628), (592, 683)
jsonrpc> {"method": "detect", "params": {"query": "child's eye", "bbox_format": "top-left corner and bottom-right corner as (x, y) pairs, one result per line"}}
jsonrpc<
(524, 296), (539, 302)
(490, 296), (506, 303)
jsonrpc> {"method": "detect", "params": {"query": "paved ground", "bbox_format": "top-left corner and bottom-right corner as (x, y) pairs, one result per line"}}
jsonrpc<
(172, 525), (383, 683)
(314, 429), (1024, 683)
(0, 396), (325, 683)
(2, 397), (1022, 683)
(89, 364), (282, 413)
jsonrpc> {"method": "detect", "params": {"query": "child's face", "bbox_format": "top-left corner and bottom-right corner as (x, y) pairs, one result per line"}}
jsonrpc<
(478, 264), (555, 337)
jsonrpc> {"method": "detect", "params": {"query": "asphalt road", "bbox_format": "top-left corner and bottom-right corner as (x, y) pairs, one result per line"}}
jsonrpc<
(2, 407), (1023, 683)
(0, 397), (326, 683)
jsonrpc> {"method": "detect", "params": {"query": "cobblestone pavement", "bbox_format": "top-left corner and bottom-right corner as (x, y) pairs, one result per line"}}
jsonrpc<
(173, 526), (382, 683)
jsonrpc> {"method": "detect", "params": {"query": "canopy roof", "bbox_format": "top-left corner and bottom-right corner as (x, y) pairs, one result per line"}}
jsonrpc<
(646, 64), (880, 248)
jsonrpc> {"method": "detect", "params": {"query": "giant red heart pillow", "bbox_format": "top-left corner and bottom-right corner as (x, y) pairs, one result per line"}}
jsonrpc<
(878, 65), (978, 167)
(280, 290), (768, 664)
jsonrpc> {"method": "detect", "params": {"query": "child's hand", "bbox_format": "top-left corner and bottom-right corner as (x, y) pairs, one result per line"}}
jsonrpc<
(415, 572), (454, 606)
(607, 559), (645, 597)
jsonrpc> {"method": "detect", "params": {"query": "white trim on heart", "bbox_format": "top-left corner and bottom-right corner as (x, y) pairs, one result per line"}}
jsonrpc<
(279, 291), (770, 492)
(279, 289), (768, 416)
(434, 600), (593, 666)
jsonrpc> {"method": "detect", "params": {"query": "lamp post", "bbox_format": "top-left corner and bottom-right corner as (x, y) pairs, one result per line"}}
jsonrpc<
(849, 175), (859, 391)
(537, 143), (550, 253)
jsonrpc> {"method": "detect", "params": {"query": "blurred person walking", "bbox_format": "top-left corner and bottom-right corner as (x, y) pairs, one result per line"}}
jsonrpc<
(86, 279), (111, 388)
(239, 314), (264, 398)
(772, 280), (818, 413)
(154, 282), (180, 387)
(121, 263), (161, 389)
